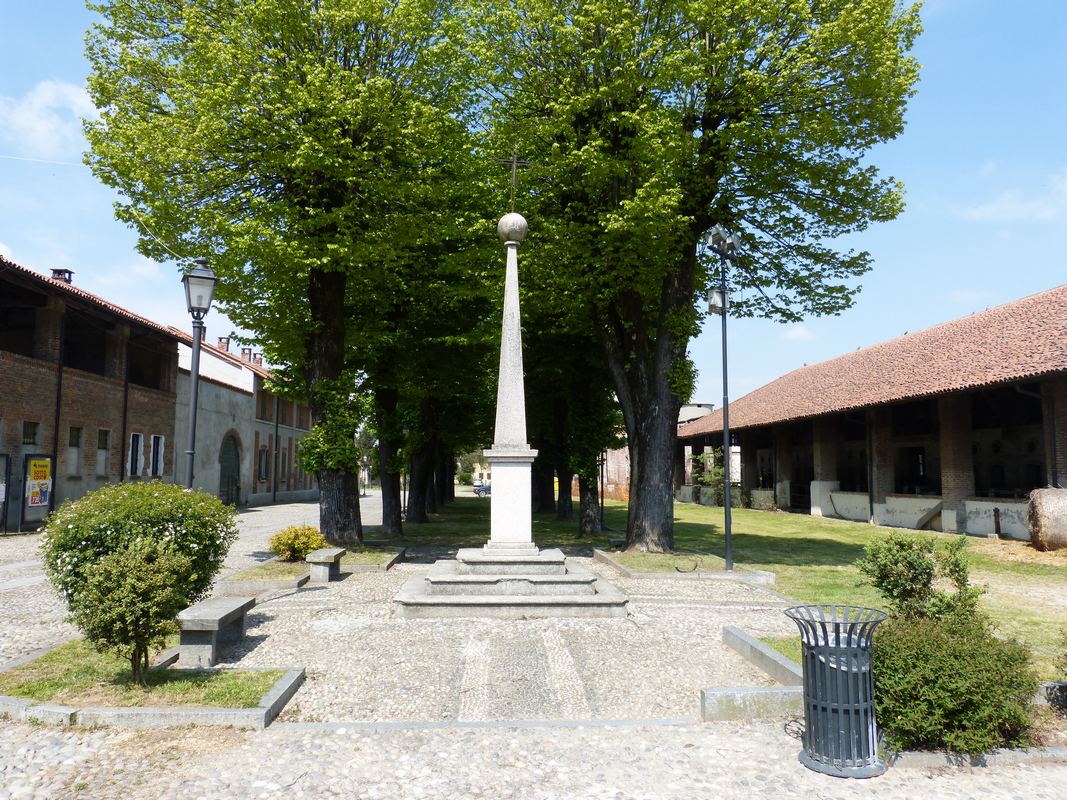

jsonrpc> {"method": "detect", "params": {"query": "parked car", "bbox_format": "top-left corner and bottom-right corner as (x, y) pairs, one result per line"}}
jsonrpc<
(472, 478), (483, 487)
(475, 483), (491, 497)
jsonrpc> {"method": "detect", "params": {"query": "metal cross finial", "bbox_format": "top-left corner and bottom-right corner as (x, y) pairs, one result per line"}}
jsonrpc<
(495, 144), (530, 213)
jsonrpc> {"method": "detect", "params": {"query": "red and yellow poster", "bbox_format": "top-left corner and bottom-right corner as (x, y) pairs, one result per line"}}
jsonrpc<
(27, 458), (51, 508)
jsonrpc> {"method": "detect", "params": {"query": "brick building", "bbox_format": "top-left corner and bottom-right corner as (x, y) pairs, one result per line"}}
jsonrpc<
(677, 284), (1067, 539)
(0, 257), (179, 530)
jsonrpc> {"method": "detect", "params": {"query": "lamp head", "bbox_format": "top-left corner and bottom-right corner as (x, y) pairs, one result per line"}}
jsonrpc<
(182, 257), (217, 319)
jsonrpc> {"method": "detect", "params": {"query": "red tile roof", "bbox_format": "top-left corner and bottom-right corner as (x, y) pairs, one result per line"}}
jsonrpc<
(0, 255), (179, 340)
(680, 283), (1067, 438)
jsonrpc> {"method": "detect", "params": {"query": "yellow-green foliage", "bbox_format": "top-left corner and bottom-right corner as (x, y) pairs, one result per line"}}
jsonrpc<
(269, 525), (327, 561)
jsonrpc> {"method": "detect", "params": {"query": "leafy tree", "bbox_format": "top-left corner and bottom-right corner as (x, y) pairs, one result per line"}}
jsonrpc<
(84, 0), (476, 542)
(470, 0), (921, 551)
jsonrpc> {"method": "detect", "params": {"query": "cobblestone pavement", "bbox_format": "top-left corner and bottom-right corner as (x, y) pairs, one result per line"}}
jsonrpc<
(3, 499), (1066, 798)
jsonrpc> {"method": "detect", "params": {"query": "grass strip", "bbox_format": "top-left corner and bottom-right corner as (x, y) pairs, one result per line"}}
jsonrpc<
(0, 640), (282, 708)
(608, 552), (726, 573)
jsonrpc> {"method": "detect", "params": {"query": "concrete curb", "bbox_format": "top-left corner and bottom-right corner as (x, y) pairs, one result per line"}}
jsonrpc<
(887, 745), (1067, 769)
(0, 668), (304, 730)
(343, 547), (406, 573)
(701, 686), (802, 721)
(215, 573), (310, 596)
(722, 625), (803, 686)
(592, 549), (775, 585)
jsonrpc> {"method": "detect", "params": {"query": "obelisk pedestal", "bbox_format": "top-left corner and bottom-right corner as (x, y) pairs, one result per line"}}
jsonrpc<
(391, 211), (628, 617)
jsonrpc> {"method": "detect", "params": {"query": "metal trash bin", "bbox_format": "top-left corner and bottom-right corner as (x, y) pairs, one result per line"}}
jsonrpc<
(784, 605), (888, 778)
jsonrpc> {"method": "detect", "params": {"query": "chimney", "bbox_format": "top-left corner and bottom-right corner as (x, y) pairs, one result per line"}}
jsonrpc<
(241, 347), (252, 362)
(217, 336), (230, 353)
(253, 353), (263, 366)
(51, 268), (74, 284)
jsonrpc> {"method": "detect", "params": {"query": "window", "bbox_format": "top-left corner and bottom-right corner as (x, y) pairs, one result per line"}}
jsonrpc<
(279, 401), (288, 426)
(22, 421), (39, 446)
(280, 451), (288, 483)
(258, 391), (272, 421)
(96, 430), (111, 476)
(257, 448), (270, 482)
(67, 427), (82, 477)
(150, 435), (165, 477)
(129, 433), (143, 477)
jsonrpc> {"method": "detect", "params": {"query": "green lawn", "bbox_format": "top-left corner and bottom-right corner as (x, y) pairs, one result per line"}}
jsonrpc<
(0, 640), (282, 708)
(395, 496), (1067, 678)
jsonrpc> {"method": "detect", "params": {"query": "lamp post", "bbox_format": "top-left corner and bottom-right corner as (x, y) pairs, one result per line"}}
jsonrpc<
(708, 225), (738, 571)
(181, 258), (217, 489)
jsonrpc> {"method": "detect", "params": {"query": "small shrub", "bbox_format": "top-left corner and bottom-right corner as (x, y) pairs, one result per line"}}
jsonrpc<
(458, 472), (473, 486)
(855, 531), (981, 619)
(269, 525), (327, 561)
(73, 539), (192, 683)
(873, 614), (1038, 754)
(42, 481), (238, 608)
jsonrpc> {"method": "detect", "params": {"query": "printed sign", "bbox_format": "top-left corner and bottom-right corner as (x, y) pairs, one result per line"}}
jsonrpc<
(27, 458), (52, 508)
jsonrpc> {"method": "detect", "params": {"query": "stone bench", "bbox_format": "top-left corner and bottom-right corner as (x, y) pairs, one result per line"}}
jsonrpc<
(176, 596), (256, 668)
(306, 547), (346, 583)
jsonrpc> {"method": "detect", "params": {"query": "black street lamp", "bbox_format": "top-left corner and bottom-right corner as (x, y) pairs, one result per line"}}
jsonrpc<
(181, 258), (217, 489)
(707, 225), (738, 571)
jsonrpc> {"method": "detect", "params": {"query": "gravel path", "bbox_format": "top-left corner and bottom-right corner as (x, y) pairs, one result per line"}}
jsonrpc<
(2, 498), (1066, 798)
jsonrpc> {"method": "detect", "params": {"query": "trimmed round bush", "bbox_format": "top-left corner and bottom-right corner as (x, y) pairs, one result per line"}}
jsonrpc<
(269, 525), (327, 561)
(72, 538), (193, 683)
(41, 481), (238, 609)
(873, 614), (1038, 755)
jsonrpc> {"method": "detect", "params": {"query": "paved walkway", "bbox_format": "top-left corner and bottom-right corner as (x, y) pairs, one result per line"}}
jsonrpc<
(2, 499), (1066, 799)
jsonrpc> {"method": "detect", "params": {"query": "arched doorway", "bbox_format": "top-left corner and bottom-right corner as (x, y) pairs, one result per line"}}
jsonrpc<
(219, 435), (240, 506)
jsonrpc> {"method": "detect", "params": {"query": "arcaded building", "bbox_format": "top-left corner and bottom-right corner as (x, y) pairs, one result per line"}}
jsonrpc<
(0, 257), (179, 530)
(677, 284), (1067, 540)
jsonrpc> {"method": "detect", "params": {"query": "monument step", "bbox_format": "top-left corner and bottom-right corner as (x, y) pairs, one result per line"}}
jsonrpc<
(393, 564), (629, 619)
(425, 571), (597, 597)
(454, 546), (567, 575)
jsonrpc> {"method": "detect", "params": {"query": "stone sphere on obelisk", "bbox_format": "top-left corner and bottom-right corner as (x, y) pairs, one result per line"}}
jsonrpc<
(482, 212), (538, 554)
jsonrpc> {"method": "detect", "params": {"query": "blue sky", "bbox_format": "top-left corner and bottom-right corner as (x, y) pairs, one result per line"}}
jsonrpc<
(2, 1), (1065, 404)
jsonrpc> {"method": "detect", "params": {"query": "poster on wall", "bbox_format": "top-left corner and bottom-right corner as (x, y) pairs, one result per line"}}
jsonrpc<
(21, 454), (54, 528)
(0, 454), (8, 535)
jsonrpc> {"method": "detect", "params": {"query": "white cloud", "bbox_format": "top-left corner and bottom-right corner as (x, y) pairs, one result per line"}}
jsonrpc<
(781, 325), (817, 343)
(955, 169), (1067, 223)
(94, 255), (169, 287)
(0, 80), (96, 159)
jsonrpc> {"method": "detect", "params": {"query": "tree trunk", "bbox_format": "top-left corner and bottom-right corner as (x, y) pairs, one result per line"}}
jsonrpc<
(578, 474), (601, 537)
(375, 388), (403, 537)
(425, 464), (437, 514)
(435, 446), (448, 508)
(554, 398), (573, 522)
(318, 467), (363, 546)
(532, 455), (555, 513)
(595, 251), (693, 552)
(445, 449), (456, 502)
(306, 266), (362, 543)
(405, 397), (436, 524)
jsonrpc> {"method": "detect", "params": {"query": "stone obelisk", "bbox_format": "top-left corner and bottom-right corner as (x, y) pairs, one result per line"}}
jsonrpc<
(483, 212), (538, 555)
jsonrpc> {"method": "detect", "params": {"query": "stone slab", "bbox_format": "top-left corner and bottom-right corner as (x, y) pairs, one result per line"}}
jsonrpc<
(701, 686), (803, 721)
(76, 668), (304, 730)
(722, 625), (803, 686)
(393, 564), (628, 619)
(215, 573), (310, 595)
(177, 596), (257, 631)
(342, 548), (407, 573)
(455, 547), (567, 575)
(423, 560), (596, 596)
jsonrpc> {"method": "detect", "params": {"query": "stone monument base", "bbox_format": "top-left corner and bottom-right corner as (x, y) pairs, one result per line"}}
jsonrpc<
(393, 547), (628, 619)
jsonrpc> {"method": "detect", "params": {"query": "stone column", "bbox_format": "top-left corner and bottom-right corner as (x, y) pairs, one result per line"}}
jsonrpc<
(939, 393), (975, 533)
(483, 213), (538, 554)
(774, 424), (792, 509)
(811, 416), (840, 517)
(1042, 377), (1067, 489)
(869, 407), (893, 522)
